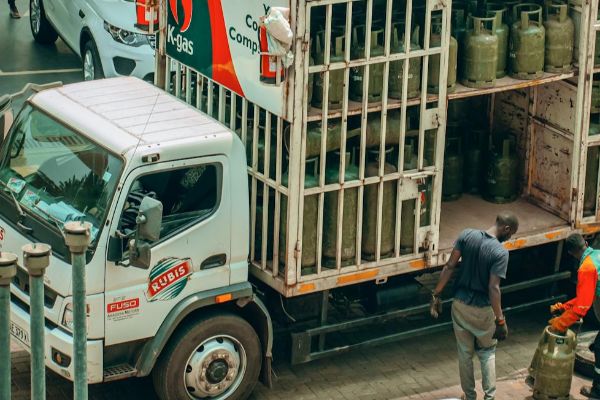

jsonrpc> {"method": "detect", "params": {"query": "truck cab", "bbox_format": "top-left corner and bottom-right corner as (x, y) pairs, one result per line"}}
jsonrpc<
(1, 78), (272, 399)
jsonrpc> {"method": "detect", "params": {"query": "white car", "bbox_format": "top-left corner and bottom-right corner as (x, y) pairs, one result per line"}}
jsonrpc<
(29, 0), (156, 81)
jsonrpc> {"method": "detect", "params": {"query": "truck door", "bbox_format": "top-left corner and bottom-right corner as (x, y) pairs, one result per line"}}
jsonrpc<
(103, 155), (232, 346)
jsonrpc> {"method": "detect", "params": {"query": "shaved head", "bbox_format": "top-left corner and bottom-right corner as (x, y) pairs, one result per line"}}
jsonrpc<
(496, 212), (519, 232)
(495, 212), (519, 242)
(565, 233), (587, 260)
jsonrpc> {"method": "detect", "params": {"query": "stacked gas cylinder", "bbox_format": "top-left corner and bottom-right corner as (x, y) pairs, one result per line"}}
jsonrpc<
(452, 0), (575, 89)
(442, 98), (520, 203)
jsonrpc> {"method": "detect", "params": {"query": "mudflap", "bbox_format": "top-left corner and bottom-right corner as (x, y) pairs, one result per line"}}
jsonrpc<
(261, 355), (273, 388)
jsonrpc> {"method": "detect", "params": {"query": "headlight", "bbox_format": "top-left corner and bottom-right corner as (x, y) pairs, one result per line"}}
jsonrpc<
(61, 303), (90, 332)
(104, 21), (150, 47)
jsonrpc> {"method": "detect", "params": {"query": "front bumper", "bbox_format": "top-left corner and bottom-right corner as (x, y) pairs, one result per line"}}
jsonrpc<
(95, 28), (155, 80)
(10, 299), (104, 383)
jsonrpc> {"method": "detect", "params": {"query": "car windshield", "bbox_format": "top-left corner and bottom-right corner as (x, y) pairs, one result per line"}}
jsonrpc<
(0, 105), (123, 252)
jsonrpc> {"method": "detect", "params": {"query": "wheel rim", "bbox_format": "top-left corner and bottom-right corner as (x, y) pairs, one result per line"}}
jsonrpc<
(30, 0), (41, 34)
(83, 50), (95, 81)
(183, 335), (247, 399)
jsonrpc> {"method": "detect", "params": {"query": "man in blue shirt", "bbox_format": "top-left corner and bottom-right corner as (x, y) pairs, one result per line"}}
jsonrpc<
(430, 212), (519, 400)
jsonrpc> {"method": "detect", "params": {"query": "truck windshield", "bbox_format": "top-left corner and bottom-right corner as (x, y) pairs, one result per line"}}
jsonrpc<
(0, 104), (123, 256)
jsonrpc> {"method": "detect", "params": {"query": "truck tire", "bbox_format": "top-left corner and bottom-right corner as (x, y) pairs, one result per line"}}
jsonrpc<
(153, 313), (261, 400)
(82, 40), (105, 81)
(29, 0), (58, 45)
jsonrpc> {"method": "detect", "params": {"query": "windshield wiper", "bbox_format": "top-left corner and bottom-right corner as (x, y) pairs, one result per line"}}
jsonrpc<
(32, 203), (66, 235)
(0, 180), (26, 218)
(0, 179), (32, 234)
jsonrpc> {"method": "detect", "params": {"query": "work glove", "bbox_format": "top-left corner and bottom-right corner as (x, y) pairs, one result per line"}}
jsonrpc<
(549, 309), (579, 334)
(550, 302), (564, 315)
(493, 317), (508, 341)
(429, 291), (442, 319)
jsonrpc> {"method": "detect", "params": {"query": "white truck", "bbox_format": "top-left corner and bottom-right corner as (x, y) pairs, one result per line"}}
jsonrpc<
(4, 0), (600, 399)
(1, 78), (272, 399)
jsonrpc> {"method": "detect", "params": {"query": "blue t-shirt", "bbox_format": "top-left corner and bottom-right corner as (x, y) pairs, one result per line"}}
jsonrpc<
(452, 229), (509, 307)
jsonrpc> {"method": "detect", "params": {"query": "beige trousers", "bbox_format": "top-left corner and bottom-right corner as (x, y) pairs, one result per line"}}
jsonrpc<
(452, 299), (497, 400)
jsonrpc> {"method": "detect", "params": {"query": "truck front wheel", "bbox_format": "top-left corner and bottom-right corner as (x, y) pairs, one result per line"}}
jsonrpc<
(153, 313), (262, 400)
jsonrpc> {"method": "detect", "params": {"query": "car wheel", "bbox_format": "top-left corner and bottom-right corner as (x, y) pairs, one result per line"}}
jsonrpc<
(29, 0), (58, 45)
(152, 313), (261, 400)
(82, 40), (105, 81)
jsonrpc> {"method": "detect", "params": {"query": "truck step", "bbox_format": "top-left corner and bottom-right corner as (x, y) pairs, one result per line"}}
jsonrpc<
(103, 364), (137, 382)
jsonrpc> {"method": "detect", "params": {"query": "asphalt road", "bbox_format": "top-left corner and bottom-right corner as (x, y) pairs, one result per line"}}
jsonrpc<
(0, 0), (81, 109)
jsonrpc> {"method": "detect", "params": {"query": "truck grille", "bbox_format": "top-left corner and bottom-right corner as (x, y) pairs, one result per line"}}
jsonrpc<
(12, 267), (58, 308)
(11, 294), (59, 330)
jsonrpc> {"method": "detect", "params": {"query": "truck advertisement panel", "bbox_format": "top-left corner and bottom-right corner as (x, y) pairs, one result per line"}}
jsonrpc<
(166, 0), (289, 117)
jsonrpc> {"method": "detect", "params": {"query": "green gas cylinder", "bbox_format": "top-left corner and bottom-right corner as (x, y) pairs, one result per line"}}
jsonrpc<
(485, 137), (519, 203)
(487, 5), (509, 78)
(313, 30), (346, 109)
(400, 142), (418, 254)
(452, 4), (469, 79)
(351, 27), (385, 103)
(592, 79), (600, 113)
(584, 146), (599, 217)
(497, 0), (522, 28)
(323, 152), (359, 267)
(510, 4), (546, 80)
(463, 16), (498, 88)
(569, 4), (595, 64)
(544, 3), (574, 73)
(464, 127), (485, 194)
(442, 137), (464, 201)
(389, 23), (422, 99)
(428, 21), (458, 94)
(362, 148), (397, 260)
(279, 158), (319, 274)
(591, 114), (600, 136)
(531, 327), (576, 400)
(365, 110), (404, 147)
(302, 119), (361, 159)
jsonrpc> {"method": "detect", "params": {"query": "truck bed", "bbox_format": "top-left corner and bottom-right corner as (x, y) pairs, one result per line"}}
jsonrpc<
(439, 195), (567, 251)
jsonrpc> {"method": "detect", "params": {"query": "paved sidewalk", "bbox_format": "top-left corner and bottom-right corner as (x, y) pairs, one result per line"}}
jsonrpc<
(397, 369), (591, 400)
(7, 308), (594, 399)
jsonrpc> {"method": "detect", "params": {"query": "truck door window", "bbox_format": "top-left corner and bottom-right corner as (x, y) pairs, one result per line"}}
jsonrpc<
(119, 164), (220, 243)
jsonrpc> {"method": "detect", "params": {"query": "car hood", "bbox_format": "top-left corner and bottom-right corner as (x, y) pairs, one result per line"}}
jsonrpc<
(87, 0), (145, 32)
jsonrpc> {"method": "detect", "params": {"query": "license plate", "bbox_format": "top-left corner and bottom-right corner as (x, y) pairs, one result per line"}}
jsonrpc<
(10, 321), (30, 348)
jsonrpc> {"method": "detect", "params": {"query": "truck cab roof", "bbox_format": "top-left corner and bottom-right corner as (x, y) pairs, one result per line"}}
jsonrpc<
(30, 77), (235, 160)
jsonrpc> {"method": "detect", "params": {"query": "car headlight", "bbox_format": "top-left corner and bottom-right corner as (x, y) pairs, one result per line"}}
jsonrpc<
(104, 21), (150, 47)
(61, 303), (90, 332)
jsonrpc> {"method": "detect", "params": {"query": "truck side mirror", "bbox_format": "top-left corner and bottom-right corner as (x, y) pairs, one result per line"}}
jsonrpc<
(127, 196), (163, 269)
(0, 95), (13, 149)
(129, 239), (152, 269)
(137, 196), (163, 242)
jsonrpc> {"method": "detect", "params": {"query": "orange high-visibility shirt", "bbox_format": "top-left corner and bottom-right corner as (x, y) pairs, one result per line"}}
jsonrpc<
(555, 248), (599, 329)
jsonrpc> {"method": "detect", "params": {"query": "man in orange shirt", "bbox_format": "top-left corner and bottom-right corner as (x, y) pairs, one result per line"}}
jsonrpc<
(550, 233), (600, 398)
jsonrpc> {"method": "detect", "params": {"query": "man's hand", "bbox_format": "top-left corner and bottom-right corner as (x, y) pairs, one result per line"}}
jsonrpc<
(550, 302), (564, 315)
(493, 317), (508, 341)
(429, 291), (442, 319)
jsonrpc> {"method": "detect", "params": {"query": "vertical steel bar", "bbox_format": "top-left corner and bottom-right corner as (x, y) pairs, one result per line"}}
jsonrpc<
(0, 253), (17, 400)
(23, 244), (51, 400)
(185, 67), (192, 104)
(64, 222), (92, 400)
